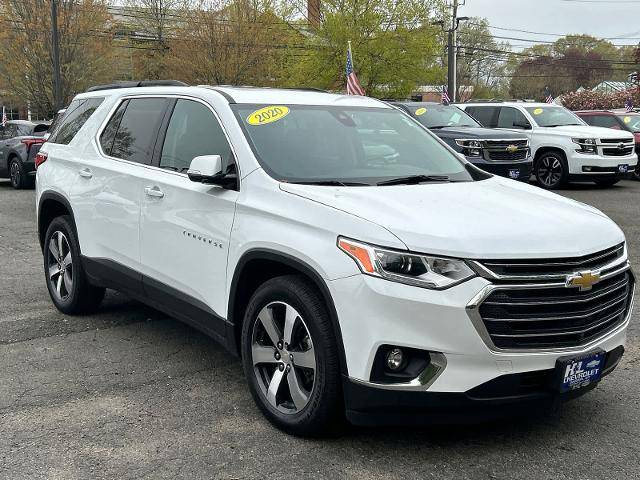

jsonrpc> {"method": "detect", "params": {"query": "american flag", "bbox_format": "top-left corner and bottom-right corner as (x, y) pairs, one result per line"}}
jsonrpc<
(544, 86), (554, 104)
(625, 97), (634, 113)
(346, 42), (365, 96)
(441, 86), (451, 105)
(1, 106), (6, 127)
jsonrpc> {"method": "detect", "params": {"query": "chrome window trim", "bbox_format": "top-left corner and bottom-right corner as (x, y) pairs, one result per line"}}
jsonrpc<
(465, 262), (634, 354)
(469, 245), (627, 282)
(92, 93), (242, 184)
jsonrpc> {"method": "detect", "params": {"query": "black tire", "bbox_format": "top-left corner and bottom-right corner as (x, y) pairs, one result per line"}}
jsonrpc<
(241, 275), (343, 436)
(632, 165), (640, 181)
(534, 151), (568, 190)
(594, 178), (620, 187)
(43, 215), (105, 314)
(9, 157), (31, 189)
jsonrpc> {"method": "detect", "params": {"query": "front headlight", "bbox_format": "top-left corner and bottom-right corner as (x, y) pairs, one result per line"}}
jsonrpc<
(572, 138), (597, 154)
(455, 139), (483, 157)
(337, 237), (476, 289)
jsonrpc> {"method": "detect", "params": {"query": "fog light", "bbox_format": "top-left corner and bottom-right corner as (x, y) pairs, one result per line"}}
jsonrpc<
(583, 166), (592, 172)
(386, 348), (404, 371)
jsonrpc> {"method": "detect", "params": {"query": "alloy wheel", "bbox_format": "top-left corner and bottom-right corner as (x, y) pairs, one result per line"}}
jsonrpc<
(537, 156), (563, 187)
(10, 161), (20, 188)
(47, 231), (73, 301)
(251, 301), (317, 414)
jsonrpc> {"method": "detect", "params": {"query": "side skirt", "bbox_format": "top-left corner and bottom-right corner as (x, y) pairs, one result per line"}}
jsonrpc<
(82, 256), (235, 353)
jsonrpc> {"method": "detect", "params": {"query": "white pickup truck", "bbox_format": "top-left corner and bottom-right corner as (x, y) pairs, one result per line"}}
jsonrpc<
(459, 102), (638, 189)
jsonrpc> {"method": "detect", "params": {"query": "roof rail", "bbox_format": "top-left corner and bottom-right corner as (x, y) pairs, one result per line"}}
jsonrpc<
(86, 80), (188, 92)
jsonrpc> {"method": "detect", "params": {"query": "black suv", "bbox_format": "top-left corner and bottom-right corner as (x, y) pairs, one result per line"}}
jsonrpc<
(392, 102), (532, 181)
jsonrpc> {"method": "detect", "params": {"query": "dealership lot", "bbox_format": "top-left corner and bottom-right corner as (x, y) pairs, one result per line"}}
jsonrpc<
(0, 179), (638, 479)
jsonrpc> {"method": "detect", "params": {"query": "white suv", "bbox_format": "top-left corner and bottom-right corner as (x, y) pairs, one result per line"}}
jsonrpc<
(460, 102), (638, 189)
(36, 84), (634, 435)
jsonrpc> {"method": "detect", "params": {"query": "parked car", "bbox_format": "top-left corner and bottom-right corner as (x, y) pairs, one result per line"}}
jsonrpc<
(36, 83), (634, 435)
(391, 102), (531, 181)
(0, 120), (49, 189)
(458, 102), (638, 189)
(575, 110), (640, 181)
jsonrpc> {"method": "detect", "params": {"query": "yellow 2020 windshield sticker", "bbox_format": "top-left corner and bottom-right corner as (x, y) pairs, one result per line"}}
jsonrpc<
(624, 116), (631, 123)
(533, 108), (543, 115)
(415, 107), (427, 116)
(247, 106), (290, 125)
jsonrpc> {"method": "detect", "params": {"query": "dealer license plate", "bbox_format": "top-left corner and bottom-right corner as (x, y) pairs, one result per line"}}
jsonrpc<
(556, 350), (606, 393)
(618, 164), (629, 173)
(508, 169), (520, 179)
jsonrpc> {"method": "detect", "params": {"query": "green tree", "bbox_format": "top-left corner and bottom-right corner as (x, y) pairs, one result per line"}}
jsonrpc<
(288, 0), (443, 98)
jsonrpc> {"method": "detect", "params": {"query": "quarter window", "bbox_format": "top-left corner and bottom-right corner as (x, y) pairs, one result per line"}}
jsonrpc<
(101, 98), (168, 164)
(160, 99), (233, 172)
(48, 97), (104, 145)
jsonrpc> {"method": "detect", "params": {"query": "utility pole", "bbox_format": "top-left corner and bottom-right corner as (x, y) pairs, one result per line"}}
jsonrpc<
(51, 0), (63, 111)
(446, 0), (467, 103)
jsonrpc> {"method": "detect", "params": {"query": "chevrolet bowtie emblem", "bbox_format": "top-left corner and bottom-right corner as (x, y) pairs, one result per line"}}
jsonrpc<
(566, 271), (601, 291)
(506, 145), (518, 153)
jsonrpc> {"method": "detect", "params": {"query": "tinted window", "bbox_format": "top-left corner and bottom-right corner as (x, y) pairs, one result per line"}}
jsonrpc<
(585, 115), (620, 129)
(2, 124), (18, 139)
(524, 106), (583, 127)
(618, 114), (640, 132)
(49, 97), (104, 145)
(405, 104), (480, 128)
(465, 107), (499, 128)
(100, 100), (128, 156)
(497, 107), (531, 129)
(160, 100), (232, 172)
(107, 98), (167, 164)
(16, 124), (33, 136)
(233, 104), (475, 184)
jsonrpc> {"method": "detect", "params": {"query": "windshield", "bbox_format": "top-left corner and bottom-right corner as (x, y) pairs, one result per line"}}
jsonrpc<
(525, 106), (584, 127)
(405, 104), (480, 128)
(233, 104), (478, 185)
(618, 114), (640, 132)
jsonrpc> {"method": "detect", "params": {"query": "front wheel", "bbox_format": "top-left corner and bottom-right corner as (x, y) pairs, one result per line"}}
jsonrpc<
(44, 215), (105, 314)
(241, 275), (342, 436)
(535, 152), (567, 190)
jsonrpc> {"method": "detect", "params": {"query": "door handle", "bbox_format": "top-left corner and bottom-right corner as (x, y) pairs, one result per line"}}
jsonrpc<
(79, 168), (92, 179)
(145, 186), (165, 198)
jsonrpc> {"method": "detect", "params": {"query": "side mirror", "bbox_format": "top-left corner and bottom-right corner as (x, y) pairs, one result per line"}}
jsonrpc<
(187, 155), (238, 189)
(513, 122), (532, 130)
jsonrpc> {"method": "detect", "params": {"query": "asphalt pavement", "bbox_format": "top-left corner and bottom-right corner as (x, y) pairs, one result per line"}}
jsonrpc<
(0, 179), (638, 480)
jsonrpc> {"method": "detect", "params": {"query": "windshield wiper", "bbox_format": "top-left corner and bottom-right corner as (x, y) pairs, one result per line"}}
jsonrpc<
(289, 180), (369, 186)
(377, 174), (450, 186)
(427, 125), (448, 129)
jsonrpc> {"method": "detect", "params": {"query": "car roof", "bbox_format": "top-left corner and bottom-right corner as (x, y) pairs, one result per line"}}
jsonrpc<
(459, 102), (555, 108)
(76, 85), (390, 108)
(393, 101), (452, 107)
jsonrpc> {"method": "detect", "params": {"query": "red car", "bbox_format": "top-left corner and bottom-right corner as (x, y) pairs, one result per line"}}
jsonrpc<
(575, 109), (640, 180)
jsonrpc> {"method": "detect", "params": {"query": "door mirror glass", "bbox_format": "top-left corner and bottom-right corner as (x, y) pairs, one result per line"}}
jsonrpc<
(187, 155), (223, 183)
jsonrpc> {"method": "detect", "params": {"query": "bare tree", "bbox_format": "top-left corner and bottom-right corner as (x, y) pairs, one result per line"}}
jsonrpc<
(0, 0), (115, 116)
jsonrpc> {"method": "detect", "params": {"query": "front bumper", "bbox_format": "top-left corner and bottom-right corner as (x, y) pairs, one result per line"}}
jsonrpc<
(469, 158), (532, 181)
(329, 267), (631, 400)
(344, 345), (624, 425)
(567, 150), (638, 177)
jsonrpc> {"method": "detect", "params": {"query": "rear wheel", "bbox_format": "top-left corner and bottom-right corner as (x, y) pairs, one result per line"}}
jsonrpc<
(535, 152), (567, 190)
(241, 275), (342, 436)
(9, 157), (29, 189)
(44, 215), (105, 314)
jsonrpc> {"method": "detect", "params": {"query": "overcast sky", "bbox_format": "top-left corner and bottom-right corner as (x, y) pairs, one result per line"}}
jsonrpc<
(459, 0), (640, 49)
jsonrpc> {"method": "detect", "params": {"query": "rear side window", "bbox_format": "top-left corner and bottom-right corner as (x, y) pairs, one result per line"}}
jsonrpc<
(49, 97), (104, 145)
(100, 98), (167, 164)
(466, 107), (499, 128)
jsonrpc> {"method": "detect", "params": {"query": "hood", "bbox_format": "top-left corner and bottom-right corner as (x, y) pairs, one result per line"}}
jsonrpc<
(537, 124), (635, 140)
(280, 178), (624, 259)
(432, 126), (527, 140)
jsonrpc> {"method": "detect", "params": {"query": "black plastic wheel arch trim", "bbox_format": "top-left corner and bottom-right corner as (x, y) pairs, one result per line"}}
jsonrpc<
(228, 248), (349, 376)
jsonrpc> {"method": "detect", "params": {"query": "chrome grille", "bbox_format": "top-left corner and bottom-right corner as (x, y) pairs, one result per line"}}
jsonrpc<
(600, 138), (634, 144)
(469, 244), (633, 350)
(477, 243), (624, 279)
(482, 139), (530, 163)
(603, 147), (634, 157)
(478, 271), (633, 349)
